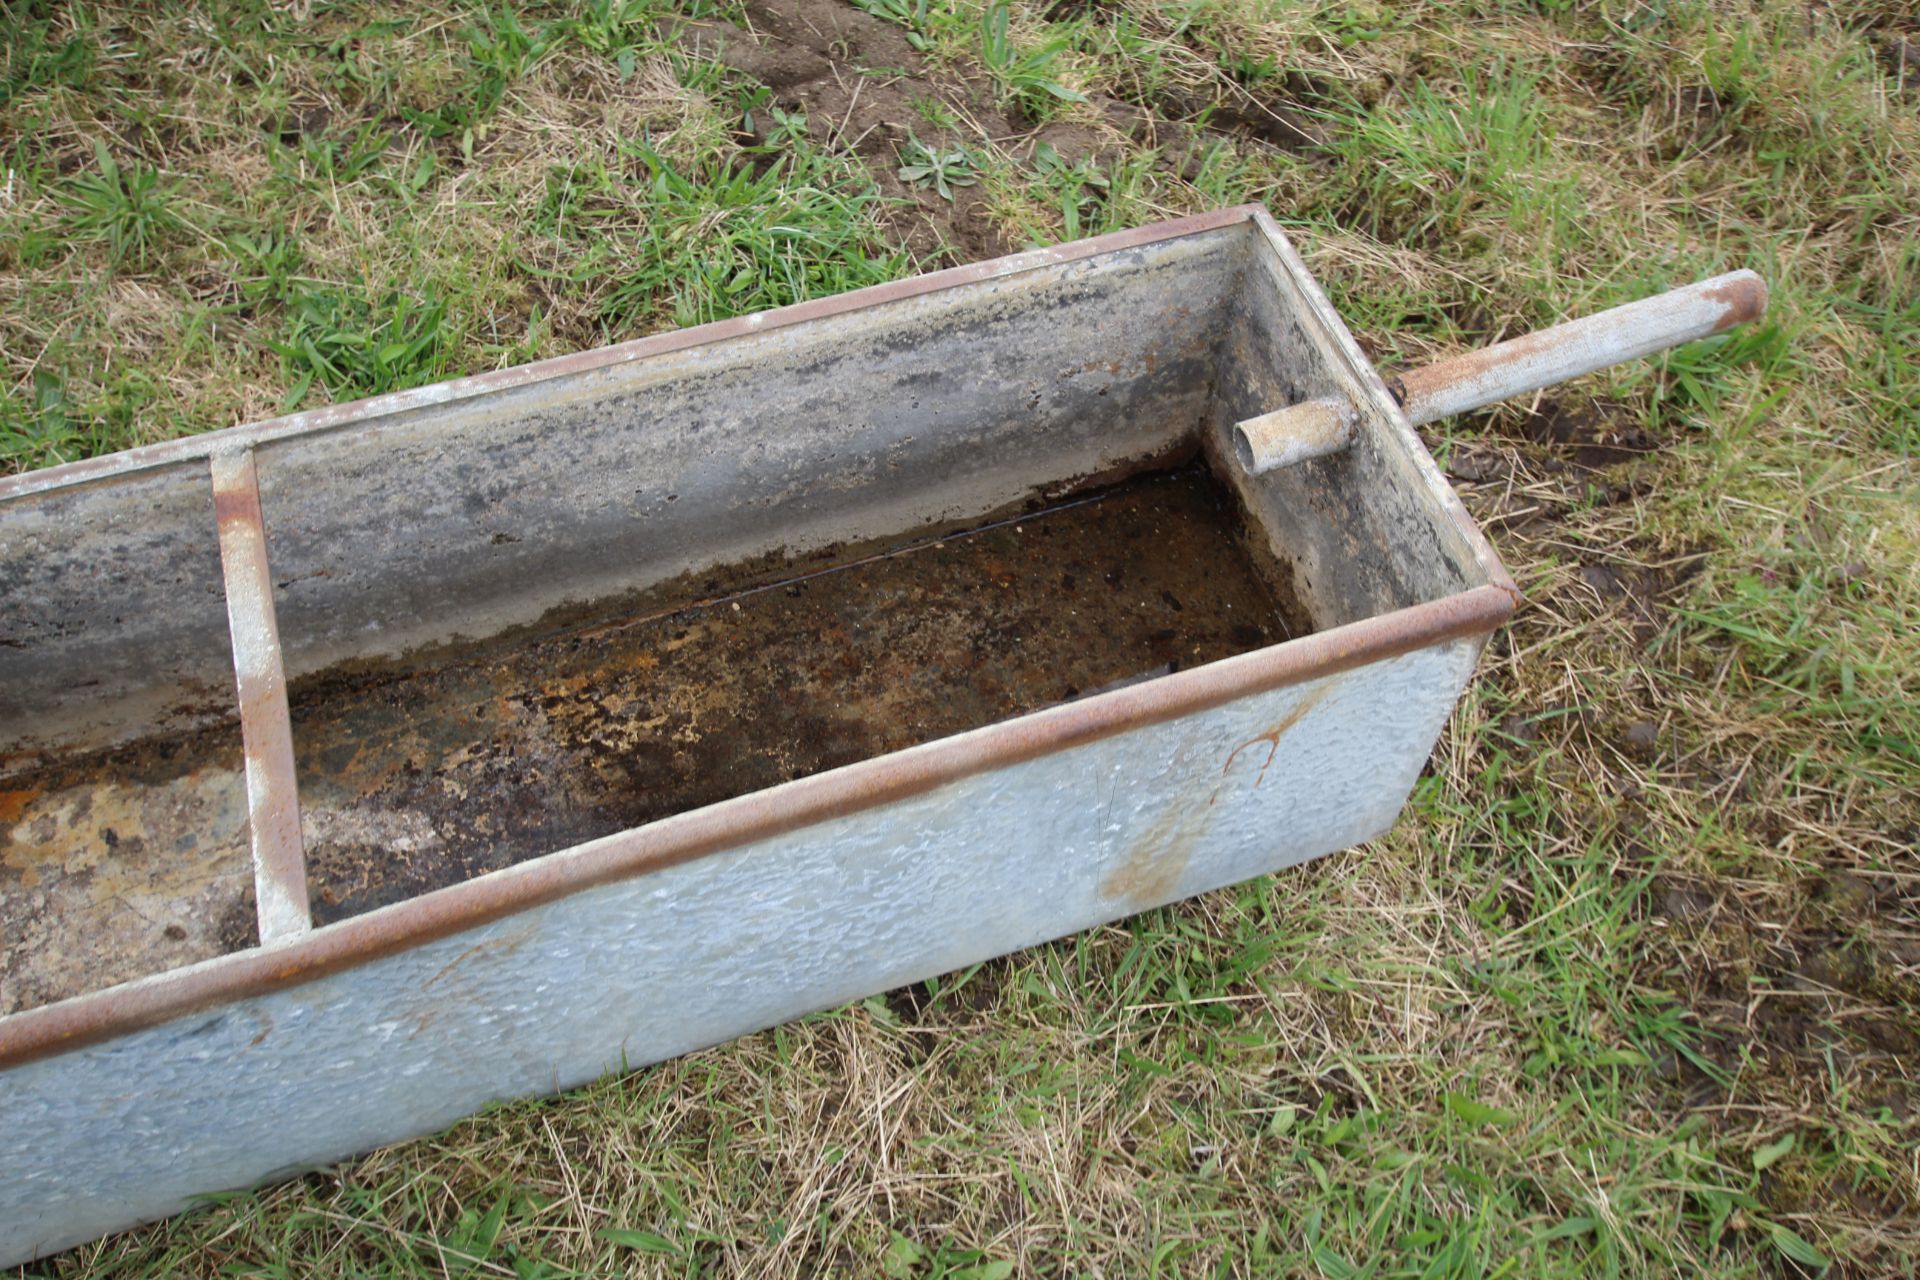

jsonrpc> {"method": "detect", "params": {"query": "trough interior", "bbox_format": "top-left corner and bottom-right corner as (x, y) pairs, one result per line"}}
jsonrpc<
(287, 462), (1312, 922)
(0, 468), (257, 1013)
(0, 724), (259, 1016)
(0, 219), (1488, 1015)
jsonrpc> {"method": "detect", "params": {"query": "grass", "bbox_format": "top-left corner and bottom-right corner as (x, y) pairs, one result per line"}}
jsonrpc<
(3, 0), (1917, 1275)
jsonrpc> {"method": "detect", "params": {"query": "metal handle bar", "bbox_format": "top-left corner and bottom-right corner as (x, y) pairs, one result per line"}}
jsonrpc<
(1233, 270), (1769, 475)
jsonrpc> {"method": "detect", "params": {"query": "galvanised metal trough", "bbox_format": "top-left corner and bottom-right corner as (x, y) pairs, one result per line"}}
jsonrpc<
(0, 206), (1764, 1264)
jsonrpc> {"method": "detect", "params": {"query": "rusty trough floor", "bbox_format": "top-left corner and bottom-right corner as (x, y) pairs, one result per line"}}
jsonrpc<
(0, 462), (1309, 1012)
(0, 729), (257, 1017)
(292, 463), (1310, 924)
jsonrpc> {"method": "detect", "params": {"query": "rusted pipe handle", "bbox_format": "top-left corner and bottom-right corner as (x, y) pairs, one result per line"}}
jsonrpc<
(1391, 269), (1768, 426)
(1232, 270), (1768, 476)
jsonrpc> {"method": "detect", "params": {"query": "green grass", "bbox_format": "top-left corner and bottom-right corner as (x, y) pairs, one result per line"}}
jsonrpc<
(4, 0), (1917, 1275)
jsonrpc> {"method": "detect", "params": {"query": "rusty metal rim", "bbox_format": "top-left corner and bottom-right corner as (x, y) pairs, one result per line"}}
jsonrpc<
(0, 206), (1266, 504)
(210, 448), (313, 944)
(1244, 208), (1522, 607)
(0, 581), (1513, 1069)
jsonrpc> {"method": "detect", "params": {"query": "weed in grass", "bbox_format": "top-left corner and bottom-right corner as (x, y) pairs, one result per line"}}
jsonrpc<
(266, 119), (395, 187)
(223, 230), (308, 310)
(1226, 49), (1279, 88)
(0, 3), (94, 108)
(268, 284), (451, 409)
(850, 0), (936, 52)
(401, 6), (553, 155)
(563, 0), (728, 57)
(0, 370), (84, 470)
(566, 0), (649, 56)
(897, 134), (977, 200)
(910, 93), (959, 131)
(530, 158), (624, 242)
(979, 3), (1085, 116)
(736, 85), (809, 152)
(1028, 140), (1106, 238)
(579, 130), (915, 332)
(1324, 62), (1574, 262)
(56, 142), (187, 271)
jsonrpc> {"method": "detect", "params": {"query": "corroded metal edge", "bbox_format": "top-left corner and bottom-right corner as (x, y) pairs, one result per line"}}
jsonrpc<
(0, 207), (1267, 504)
(209, 449), (312, 945)
(1245, 209), (1523, 608)
(0, 582), (1514, 1068)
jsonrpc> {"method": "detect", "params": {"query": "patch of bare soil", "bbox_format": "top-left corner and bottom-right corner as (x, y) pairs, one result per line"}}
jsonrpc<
(1427, 395), (1676, 555)
(669, 0), (1321, 266)
(1443, 393), (1665, 478)
(1887, 35), (1920, 93)
(1846, 8), (1920, 94)
(1520, 398), (1665, 469)
(1653, 864), (1920, 1225)
(672, 0), (1024, 262)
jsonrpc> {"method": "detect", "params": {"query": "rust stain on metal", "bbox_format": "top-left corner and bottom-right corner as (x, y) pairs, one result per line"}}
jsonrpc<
(1217, 680), (1338, 795)
(211, 478), (251, 531)
(209, 449), (313, 946)
(1102, 800), (1206, 908)
(1703, 273), (1768, 332)
(1104, 677), (1341, 907)
(1394, 327), (1551, 405)
(1399, 292), (1687, 396)
(0, 789), (36, 826)
(421, 925), (537, 992)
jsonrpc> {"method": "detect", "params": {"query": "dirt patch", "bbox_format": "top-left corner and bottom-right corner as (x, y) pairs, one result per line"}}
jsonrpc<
(1435, 396), (1683, 544)
(1519, 397), (1664, 470)
(673, 0), (1026, 262)
(1856, 12), (1920, 93)
(1151, 82), (1331, 155)
(1885, 35), (1920, 92)
(1447, 395), (1664, 476)
(1657, 867), (1920, 1124)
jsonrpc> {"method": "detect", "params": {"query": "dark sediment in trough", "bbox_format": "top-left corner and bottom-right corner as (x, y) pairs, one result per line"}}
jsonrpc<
(289, 462), (1311, 924)
(0, 460), (1311, 1011)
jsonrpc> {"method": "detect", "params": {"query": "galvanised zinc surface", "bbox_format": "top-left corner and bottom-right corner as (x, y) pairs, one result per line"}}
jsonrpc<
(0, 637), (1480, 1266)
